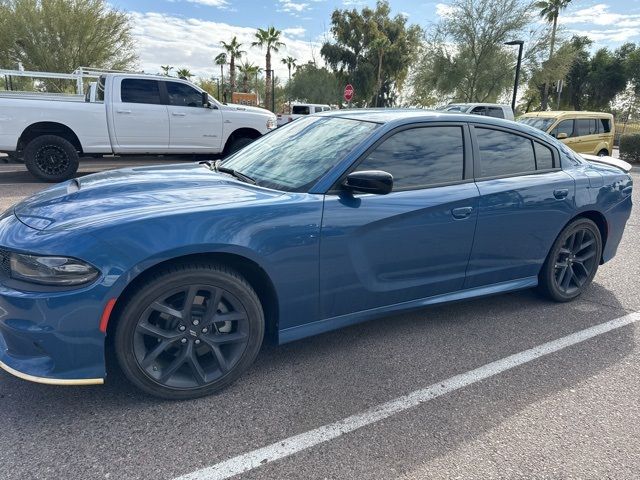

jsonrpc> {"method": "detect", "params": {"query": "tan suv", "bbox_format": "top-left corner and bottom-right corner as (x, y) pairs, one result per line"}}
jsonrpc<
(518, 111), (615, 156)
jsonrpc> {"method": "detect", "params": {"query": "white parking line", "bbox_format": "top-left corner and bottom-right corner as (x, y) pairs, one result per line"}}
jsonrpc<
(174, 311), (640, 480)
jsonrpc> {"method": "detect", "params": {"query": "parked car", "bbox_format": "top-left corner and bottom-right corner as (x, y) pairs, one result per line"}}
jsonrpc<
(518, 111), (615, 157)
(441, 103), (515, 121)
(0, 74), (277, 182)
(277, 102), (332, 126)
(0, 110), (633, 399)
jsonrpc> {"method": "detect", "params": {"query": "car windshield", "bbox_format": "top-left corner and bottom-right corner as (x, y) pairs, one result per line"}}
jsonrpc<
(222, 116), (379, 192)
(518, 117), (555, 132)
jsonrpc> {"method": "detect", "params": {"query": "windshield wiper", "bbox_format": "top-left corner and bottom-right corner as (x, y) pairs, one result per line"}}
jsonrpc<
(202, 160), (256, 185)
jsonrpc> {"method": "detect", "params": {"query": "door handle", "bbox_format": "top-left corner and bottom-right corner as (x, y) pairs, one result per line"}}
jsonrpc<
(172, 112), (187, 117)
(116, 109), (131, 114)
(554, 189), (569, 199)
(452, 206), (474, 219)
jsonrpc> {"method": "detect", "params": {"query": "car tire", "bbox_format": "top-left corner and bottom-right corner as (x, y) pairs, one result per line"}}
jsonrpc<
(114, 263), (264, 400)
(597, 149), (609, 157)
(538, 218), (602, 302)
(24, 135), (80, 182)
(224, 136), (255, 157)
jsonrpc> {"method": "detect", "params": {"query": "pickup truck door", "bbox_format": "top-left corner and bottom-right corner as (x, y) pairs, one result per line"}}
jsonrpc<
(163, 80), (224, 152)
(112, 78), (170, 152)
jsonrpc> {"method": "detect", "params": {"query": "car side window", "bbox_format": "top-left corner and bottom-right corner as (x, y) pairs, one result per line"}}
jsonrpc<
(487, 107), (504, 119)
(534, 142), (554, 170)
(552, 119), (574, 138)
(293, 106), (310, 115)
(166, 82), (203, 108)
(121, 79), (162, 105)
(600, 118), (611, 133)
(356, 126), (465, 190)
(471, 106), (487, 116)
(575, 118), (591, 137)
(590, 119), (599, 135)
(476, 127), (536, 178)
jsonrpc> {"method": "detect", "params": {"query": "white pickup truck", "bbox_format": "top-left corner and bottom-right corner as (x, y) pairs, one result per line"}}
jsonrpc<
(0, 73), (277, 181)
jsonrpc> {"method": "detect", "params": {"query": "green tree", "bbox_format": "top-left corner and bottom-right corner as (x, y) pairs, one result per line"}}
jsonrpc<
(322, 1), (421, 107)
(252, 26), (285, 112)
(410, 0), (531, 106)
(214, 52), (227, 83)
(220, 36), (245, 93)
(536, 0), (572, 109)
(288, 62), (341, 105)
(176, 68), (193, 80)
(0, 0), (136, 92)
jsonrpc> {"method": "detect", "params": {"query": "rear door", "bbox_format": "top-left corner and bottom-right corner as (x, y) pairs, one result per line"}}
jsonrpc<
(164, 80), (223, 152)
(320, 123), (479, 318)
(464, 125), (575, 288)
(111, 78), (170, 152)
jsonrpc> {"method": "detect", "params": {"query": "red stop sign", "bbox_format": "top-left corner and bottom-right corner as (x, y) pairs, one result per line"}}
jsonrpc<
(344, 84), (354, 102)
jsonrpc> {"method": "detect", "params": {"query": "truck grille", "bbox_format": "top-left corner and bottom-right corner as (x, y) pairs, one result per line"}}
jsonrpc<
(0, 249), (10, 277)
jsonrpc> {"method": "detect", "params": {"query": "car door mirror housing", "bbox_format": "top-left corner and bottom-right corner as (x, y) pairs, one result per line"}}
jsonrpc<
(202, 91), (211, 108)
(343, 170), (393, 195)
(557, 132), (568, 140)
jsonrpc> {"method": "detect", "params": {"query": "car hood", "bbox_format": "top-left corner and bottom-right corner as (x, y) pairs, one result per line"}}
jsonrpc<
(13, 163), (283, 231)
(222, 103), (274, 116)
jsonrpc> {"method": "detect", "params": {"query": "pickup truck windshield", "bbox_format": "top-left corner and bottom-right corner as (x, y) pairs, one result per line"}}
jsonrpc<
(222, 116), (378, 192)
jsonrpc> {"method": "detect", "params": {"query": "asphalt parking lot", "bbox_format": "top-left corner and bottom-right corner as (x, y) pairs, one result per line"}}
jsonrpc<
(1, 159), (639, 480)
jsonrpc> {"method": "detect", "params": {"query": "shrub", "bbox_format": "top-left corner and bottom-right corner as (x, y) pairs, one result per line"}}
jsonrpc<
(620, 133), (640, 163)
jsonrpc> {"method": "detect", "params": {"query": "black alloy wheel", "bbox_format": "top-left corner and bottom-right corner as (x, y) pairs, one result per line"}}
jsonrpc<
(35, 144), (70, 177)
(539, 218), (602, 302)
(115, 264), (264, 399)
(24, 135), (80, 182)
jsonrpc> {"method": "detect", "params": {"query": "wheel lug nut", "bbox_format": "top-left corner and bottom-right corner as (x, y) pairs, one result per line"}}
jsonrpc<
(178, 325), (186, 331)
(181, 338), (187, 344)
(195, 339), (201, 345)
(193, 320), (200, 326)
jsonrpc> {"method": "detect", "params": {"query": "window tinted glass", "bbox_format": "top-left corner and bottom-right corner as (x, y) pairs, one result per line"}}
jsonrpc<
(166, 81), (203, 107)
(292, 106), (310, 115)
(553, 120), (574, 138)
(121, 79), (161, 104)
(534, 142), (554, 170)
(575, 118), (591, 137)
(356, 126), (464, 189)
(600, 118), (611, 133)
(471, 106), (487, 115)
(590, 119), (599, 135)
(96, 76), (105, 102)
(476, 128), (535, 177)
(487, 107), (504, 118)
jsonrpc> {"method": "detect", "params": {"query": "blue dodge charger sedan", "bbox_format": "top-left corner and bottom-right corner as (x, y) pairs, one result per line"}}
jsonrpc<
(0, 110), (633, 399)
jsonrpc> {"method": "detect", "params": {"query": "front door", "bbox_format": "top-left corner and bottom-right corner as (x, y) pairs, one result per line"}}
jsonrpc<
(320, 124), (479, 319)
(164, 80), (223, 152)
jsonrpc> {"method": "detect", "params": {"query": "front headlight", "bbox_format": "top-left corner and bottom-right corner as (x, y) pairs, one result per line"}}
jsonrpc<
(9, 253), (99, 286)
(266, 116), (277, 129)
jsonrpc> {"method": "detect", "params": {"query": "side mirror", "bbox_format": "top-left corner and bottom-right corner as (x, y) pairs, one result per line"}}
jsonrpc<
(202, 91), (210, 108)
(557, 132), (568, 140)
(343, 170), (393, 195)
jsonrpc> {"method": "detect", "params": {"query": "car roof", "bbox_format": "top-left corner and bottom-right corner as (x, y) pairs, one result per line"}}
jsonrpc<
(521, 111), (613, 119)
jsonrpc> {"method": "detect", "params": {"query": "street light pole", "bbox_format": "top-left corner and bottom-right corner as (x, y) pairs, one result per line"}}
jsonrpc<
(504, 40), (524, 113)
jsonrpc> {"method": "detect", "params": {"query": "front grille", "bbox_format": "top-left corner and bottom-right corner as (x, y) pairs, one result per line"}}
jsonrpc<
(0, 249), (10, 277)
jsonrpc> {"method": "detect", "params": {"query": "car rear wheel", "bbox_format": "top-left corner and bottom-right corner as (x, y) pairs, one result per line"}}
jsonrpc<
(115, 264), (264, 400)
(24, 135), (80, 182)
(538, 218), (602, 302)
(597, 149), (609, 157)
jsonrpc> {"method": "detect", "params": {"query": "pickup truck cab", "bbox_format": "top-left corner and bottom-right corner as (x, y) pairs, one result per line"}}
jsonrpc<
(0, 73), (277, 181)
(277, 103), (331, 127)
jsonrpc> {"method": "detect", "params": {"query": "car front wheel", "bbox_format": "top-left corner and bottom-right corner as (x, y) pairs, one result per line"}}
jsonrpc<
(538, 218), (602, 302)
(115, 263), (264, 400)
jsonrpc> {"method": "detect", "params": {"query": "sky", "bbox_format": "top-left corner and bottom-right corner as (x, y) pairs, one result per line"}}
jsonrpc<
(110, 0), (640, 79)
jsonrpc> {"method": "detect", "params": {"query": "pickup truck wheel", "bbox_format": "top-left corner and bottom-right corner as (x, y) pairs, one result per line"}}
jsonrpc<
(24, 135), (80, 182)
(224, 136), (255, 157)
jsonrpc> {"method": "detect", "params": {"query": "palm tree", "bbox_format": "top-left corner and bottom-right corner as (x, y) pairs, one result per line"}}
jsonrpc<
(252, 27), (285, 111)
(536, 0), (572, 109)
(220, 37), (245, 93)
(176, 68), (193, 80)
(238, 61), (261, 93)
(214, 52), (227, 82)
(281, 56), (297, 84)
(160, 65), (173, 76)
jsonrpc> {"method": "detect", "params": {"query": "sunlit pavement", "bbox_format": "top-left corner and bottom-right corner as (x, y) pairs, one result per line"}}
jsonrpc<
(0, 163), (639, 479)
